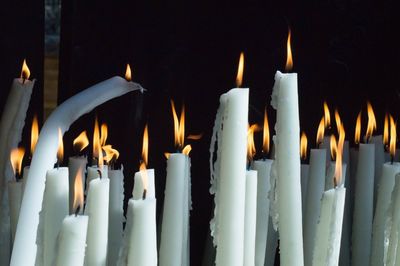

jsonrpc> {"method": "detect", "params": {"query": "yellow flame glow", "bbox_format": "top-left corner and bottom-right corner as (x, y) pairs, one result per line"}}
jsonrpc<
(187, 134), (203, 140)
(57, 128), (64, 164)
(93, 117), (100, 159)
(73, 131), (89, 152)
(31, 115), (39, 156)
(316, 117), (325, 146)
(182, 145), (192, 156)
(300, 131), (308, 160)
(171, 100), (185, 149)
(236, 52), (244, 87)
(384, 113), (389, 147)
(125, 64), (132, 81)
(335, 124), (345, 185)
(335, 109), (341, 133)
(366, 101), (376, 140)
(330, 134), (337, 161)
(73, 166), (84, 211)
(324, 101), (331, 129)
(285, 29), (293, 72)
(247, 124), (260, 162)
(263, 108), (270, 154)
(142, 124), (149, 167)
(10, 147), (25, 176)
(390, 115), (396, 158)
(100, 123), (108, 146)
(355, 111), (362, 144)
(21, 59), (30, 80)
(103, 145), (120, 163)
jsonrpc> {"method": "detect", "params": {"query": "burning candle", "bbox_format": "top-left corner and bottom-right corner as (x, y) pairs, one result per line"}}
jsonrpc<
(87, 118), (108, 188)
(22, 115), (39, 194)
(320, 102), (332, 164)
(300, 131), (309, 216)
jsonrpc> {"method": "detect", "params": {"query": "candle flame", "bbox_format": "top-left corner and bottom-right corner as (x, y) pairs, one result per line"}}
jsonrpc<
(72, 166), (84, 212)
(300, 131), (308, 160)
(103, 145), (120, 163)
(335, 124), (345, 185)
(236, 52), (245, 87)
(182, 145), (192, 156)
(330, 134), (337, 161)
(31, 114), (39, 156)
(187, 134), (203, 140)
(263, 108), (270, 154)
(316, 117), (325, 146)
(93, 117), (100, 159)
(125, 64), (132, 81)
(73, 131), (89, 152)
(366, 101), (376, 140)
(390, 115), (396, 158)
(57, 128), (64, 164)
(323, 101), (331, 129)
(20, 59), (30, 80)
(355, 111), (362, 144)
(10, 147), (25, 176)
(285, 29), (293, 72)
(141, 124), (149, 167)
(100, 123), (108, 146)
(384, 113), (389, 148)
(335, 109), (341, 134)
(247, 124), (260, 162)
(164, 152), (171, 160)
(171, 100), (185, 149)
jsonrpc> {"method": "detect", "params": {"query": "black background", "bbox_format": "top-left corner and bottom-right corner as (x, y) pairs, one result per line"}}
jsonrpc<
(1, 0), (398, 265)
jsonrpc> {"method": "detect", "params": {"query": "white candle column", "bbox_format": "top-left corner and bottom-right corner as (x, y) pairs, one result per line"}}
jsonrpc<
(87, 165), (108, 189)
(370, 162), (400, 266)
(352, 143), (375, 266)
(243, 170), (257, 266)
(8, 180), (22, 243)
(385, 174), (400, 266)
(300, 164), (309, 217)
(251, 159), (273, 266)
(371, 135), (385, 206)
(68, 156), (87, 213)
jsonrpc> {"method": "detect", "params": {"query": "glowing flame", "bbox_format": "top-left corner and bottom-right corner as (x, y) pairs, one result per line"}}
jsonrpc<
(73, 131), (89, 152)
(323, 101), (331, 129)
(335, 109), (341, 133)
(20, 59), (30, 80)
(335, 124), (345, 185)
(355, 111), (361, 144)
(247, 124), (260, 162)
(57, 128), (64, 164)
(100, 123), (108, 146)
(142, 124), (149, 167)
(164, 152), (171, 159)
(93, 117), (100, 159)
(330, 134), (337, 161)
(300, 131), (308, 160)
(390, 115), (396, 158)
(384, 113), (389, 148)
(263, 108), (270, 154)
(316, 117), (325, 146)
(73, 166), (84, 211)
(187, 134), (203, 140)
(31, 114), (39, 155)
(10, 147), (25, 176)
(125, 64), (132, 81)
(98, 140), (104, 168)
(236, 52), (244, 87)
(103, 145), (120, 163)
(366, 101), (376, 140)
(182, 145), (192, 156)
(171, 100), (185, 149)
(285, 29), (293, 72)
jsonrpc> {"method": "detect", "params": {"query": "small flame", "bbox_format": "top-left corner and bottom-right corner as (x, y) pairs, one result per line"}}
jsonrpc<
(98, 139), (104, 168)
(100, 123), (108, 146)
(164, 152), (171, 159)
(316, 117), (325, 146)
(390, 115), (396, 158)
(20, 59), (30, 80)
(187, 134), (203, 140)
(335, 124), (346, 185)
(263, 108), (270, 154)
(335, 109), (341, 134)
(103, 145), (120, 163)
(300, 131), (308, 160)
(57, 128), (64, 164)
(125, 64), (132, 81)
(285, 29), (293, 72)
(366, 101), (377, 140)
(247, 124), (260, 162)
(141, 124), (149, 167)
(31, 115), (39, 156)
(323, 101), (331, 129)
(236, 52), (244, 87)
(182, 145), (192, 156)
(93, 117), (100, 159)
(10, 147), (25, 176)
(355, 111), (362, 144)
(330, 134), (337, 161)
(384, 113), (389, 148)
(72, 166), (84, 212)
(73, 131), (89, 152)
(171, 100), (185, 149)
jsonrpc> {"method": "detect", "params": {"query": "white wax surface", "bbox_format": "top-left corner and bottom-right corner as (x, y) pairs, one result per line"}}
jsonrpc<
(132, 169), (155, 200)
(384, 174), (400, 266)
(8, 180), (22, 243)
(300, 164), (309, 217)
(87, 165), (108, 190)
(215, 88), (248, 266)
(352, 143), (375, 266)
(251, 159), (273, 266)
(55, 215), (88, 266)
(303, 149), (326, 266)
(11, 77), (142, 266)
(85, 177), (110, 266)
(68, 156), (87, 214)
(243, 170), (257, 266)
(371, 162), (400, 266)
(126, 198), (157, 266)
(371, 135), (385, 207)
(321, 136), (331, 166)
(21, 166), (30, 196)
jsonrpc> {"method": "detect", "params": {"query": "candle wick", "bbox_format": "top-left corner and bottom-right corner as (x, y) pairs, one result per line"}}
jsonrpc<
(333, 176), (338, 187)
(22, 77), (26, 85)
(391, 156), (394, 165)
(97, 169), (102, 179)
(75, 205), (81, 217)
(142, 189), (147, 200)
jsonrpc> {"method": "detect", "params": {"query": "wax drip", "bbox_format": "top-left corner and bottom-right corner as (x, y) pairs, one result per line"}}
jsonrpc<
(75, 205), (81, 217)
(142, 189), (147, 200)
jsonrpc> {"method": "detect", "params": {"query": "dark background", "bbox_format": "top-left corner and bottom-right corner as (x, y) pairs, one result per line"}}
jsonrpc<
(1, 0), (398, 265)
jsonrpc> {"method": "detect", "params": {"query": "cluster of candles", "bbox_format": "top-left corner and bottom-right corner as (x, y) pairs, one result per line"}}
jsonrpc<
(2, 28), (400, 266)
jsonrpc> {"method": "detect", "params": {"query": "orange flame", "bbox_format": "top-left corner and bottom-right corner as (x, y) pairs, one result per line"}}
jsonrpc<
(300, 131), (308, 160)
(187, 134), (203, 140)
(335, 124), (345, 185)
(164, 152), (171, 160)
(142, 124), (149, 167)
(100, 123), (108, 146)
(236, 52), (244, 87)
(330, 134), (337, 161)
(366, 101), (376, 140)
(57, 128), (64, 164)
(285, 29), (293, 72)
(10, 147), (25, 176)
(316, 117), (325, 146)
(171, 100), (185, 149)
(384, 113), (389, 147)
(93, 117), (100, 159)
(31, 115), (39, 156)
(20, 59), (30, 80)
(73, 166), (84, 211)
(98, 139), (104, 168)
(103, 145), (120, 163)
(323, 101), (331, 129)
(335, 109), (341, 133)
(182, 145), (192, 156)
(125, 64), (132, 81)
(247, 124), (260, 162)
(73, 131), (89, 152)
(355, 111), (362, 144)
(390, 115), (396, 158)
(263, 108), (270, 154)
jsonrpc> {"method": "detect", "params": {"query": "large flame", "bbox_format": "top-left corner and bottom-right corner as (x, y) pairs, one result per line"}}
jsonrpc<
(93, 117), (100, 159)
(316, 117), (325, 146)
(171, 100), (185, 149)
(182, 145), (192, 156)
(335, 109), (341, 134)
(10, 147), (25, 176)
(73, 131), (89, 152)
(100, 123), (108, 146)
(57, 128), (64, 164)
(247, 124), (260, 162)
(20, 59), (30, 80)
(142, 124), (149, 167)
(236, 52), (244, 87)
(330, 134), (337, 161)
(384, 113), (389, 148)
(390, 114), (396, 159)
(366, 101), (376, 140)
(103, 145), (120, 163)
(125, 64), (132, 81)
(285, 29), (293, 72)
(72, 166), (84, 212)
(323, 101), (331, 129)
(263, 108), (270, 154)
(300, 131), (308, 160)
(98, 139), (104, 168)
(335, 124), (345, 185)
(355, 111), (362, 144)
(31, 114), (39, 156)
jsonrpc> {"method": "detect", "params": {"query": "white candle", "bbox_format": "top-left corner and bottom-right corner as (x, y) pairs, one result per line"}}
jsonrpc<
(68, 156), (87, 213)
(251, 159), (273, 266)
(132, 169), (155, 199)
(8, 180), (22, 243)
(36, 167), (69, 266)
(303, 149), (326, 266)
(87, 165), (108, 189)
(371, 135), (385, 204)
(352, 143), (375, 266)
(21, 166), (30, 196)
(300, 164), (309, 217)
(370, 162), (400, 266)
(385, 173), (400, 266)
(243, 170), (257, 266)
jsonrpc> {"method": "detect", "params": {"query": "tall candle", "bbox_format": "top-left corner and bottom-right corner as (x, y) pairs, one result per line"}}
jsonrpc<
(243, 170), (257, 266)
(300, 164), (309, 217)
(371, 135), (385, 206)
(11, 74), (143, 266)
(8, 181), (22, 243)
